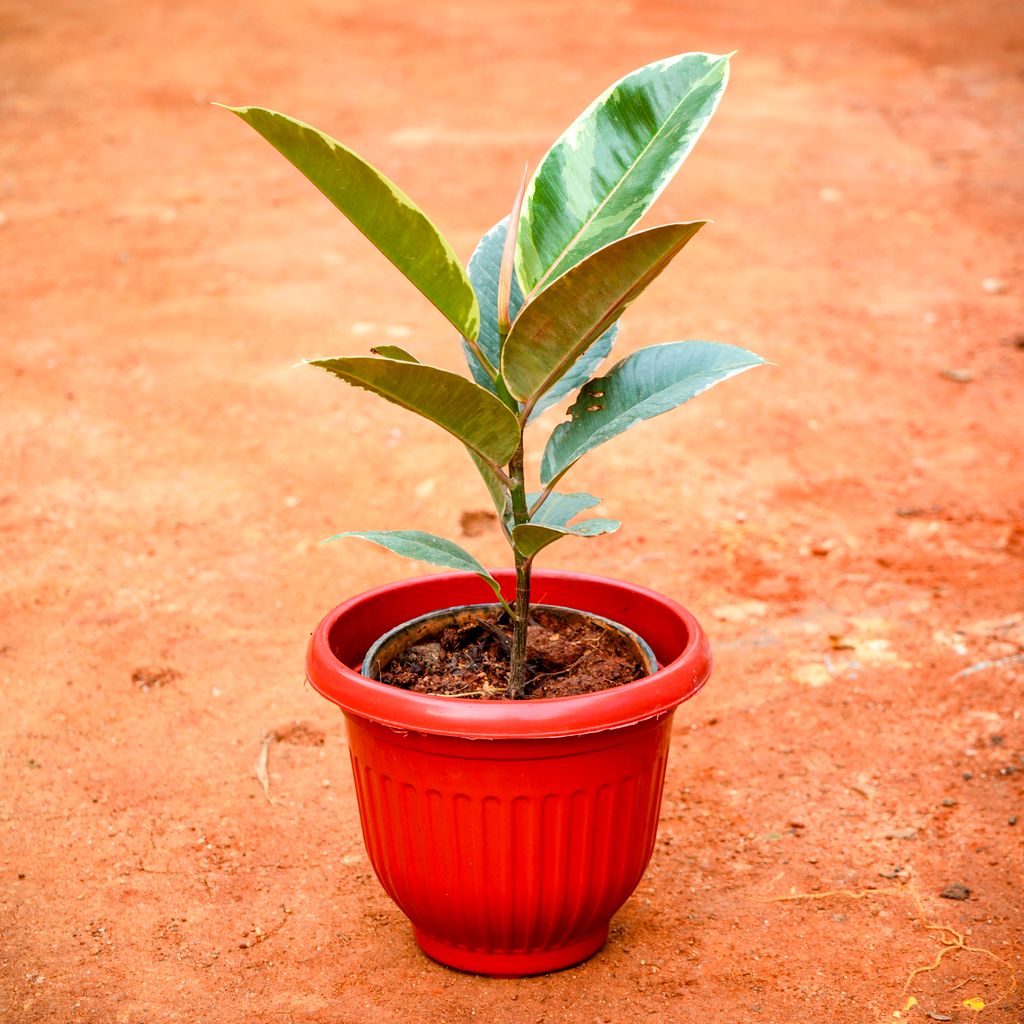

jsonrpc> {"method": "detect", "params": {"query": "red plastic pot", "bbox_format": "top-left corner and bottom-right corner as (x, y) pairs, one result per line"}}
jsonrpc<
(306, 569), (712, 976)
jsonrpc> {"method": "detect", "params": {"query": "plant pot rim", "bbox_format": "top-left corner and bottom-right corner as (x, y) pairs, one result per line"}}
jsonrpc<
(305, 568), (712, 740)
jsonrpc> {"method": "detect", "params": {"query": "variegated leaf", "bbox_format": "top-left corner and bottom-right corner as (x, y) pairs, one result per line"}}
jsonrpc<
(310, 356), (520, 467)
(516, 52), (731, 296)
(222, 105), (480, 339)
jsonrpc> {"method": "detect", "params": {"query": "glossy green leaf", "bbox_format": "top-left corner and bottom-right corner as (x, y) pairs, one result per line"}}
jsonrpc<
(512, 519), (620, 559)
(541, 341), (765, 484)
(365, 327), (509, 512)
(516, 52), (731, 296)
(222, 105), (480, 340)
(310, 356), (520, 467)
(464, 217), (618, 413)
(503, 222), (706, 406)
(511, 491), (617, 558)
(323, 530), (506, 605)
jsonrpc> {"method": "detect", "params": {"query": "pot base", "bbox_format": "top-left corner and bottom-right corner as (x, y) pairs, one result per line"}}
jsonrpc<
(413, 924), (608, 977)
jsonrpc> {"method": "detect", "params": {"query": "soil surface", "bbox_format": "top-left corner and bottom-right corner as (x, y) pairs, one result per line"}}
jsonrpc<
(2, 1), (1023, 1022)
(376, 608), (647, 699)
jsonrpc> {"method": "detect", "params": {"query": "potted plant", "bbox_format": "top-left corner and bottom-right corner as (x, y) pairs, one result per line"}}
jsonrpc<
(221, 51), (764, 976)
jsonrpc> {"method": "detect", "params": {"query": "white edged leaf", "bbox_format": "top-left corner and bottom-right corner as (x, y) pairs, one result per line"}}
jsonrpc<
(516, 52), (731, 295)
(541, 341), (766, 484)
(525, 491), (602, 527)
(222, 105), (480, 339)
(512, 518), (620, 559)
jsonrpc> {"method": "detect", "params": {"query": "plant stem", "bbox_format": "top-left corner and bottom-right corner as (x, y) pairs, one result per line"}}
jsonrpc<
(506, 441), (532, 699)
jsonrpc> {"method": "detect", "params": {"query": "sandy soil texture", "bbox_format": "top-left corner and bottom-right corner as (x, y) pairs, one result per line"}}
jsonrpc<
(2, 1), (1022, 1021)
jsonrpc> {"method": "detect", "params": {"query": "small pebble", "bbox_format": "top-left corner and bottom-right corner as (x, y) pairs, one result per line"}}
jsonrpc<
(941, 797), (957, 807)
(981, 277), (1007, 295)
(940, 368), (973, 383)
(990, 734), (1005, 746)
(1009, 816), (1018, 826)
(940, 883), (971, 901)
(888, 827), (918, 840)
(962, 771), (973, 781)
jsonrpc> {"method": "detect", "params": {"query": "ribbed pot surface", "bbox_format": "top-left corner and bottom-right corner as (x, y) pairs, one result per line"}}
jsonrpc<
(306, 570), (712, 975)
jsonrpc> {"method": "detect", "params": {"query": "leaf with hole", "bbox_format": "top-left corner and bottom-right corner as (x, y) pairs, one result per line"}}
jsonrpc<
(222, 105), (479, 339)
(541, 341), (765, 484)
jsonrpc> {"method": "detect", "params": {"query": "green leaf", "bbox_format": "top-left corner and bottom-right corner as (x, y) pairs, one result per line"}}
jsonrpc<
(516, 52), (731, 296)
(524, 490), (600, 526)
(464, 217), (618, 413)
(511, 491), (616, 558)
(364, 346), (503, 512)
(512, 519), (620, 559)
(468, 449), (510, 518)
(310, 356), (520, 467)
(503, 222), (706, 406)
(324, 530), (506, 605)
(463, 217), (524, 391)
(370, 344), (418, 362)
(222, 105), (480, 340)
(541, 341), (765, 484)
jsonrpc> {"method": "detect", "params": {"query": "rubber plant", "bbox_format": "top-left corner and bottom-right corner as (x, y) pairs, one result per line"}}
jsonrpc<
(222, 51), (764, 698)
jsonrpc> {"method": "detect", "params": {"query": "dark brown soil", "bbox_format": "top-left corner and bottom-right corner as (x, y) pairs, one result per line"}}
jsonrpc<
(378, 608), (647, 699)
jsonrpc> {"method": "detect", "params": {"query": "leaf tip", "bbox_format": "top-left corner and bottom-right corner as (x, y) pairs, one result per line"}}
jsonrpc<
(213, 102), (251, 117)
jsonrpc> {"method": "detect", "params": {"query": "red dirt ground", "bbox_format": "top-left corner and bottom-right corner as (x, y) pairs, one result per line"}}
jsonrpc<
(2, 1), (1022, 1021)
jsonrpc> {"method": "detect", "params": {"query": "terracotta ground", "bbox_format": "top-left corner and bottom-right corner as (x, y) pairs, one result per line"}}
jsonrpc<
(2, 1), (1022, 1021)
